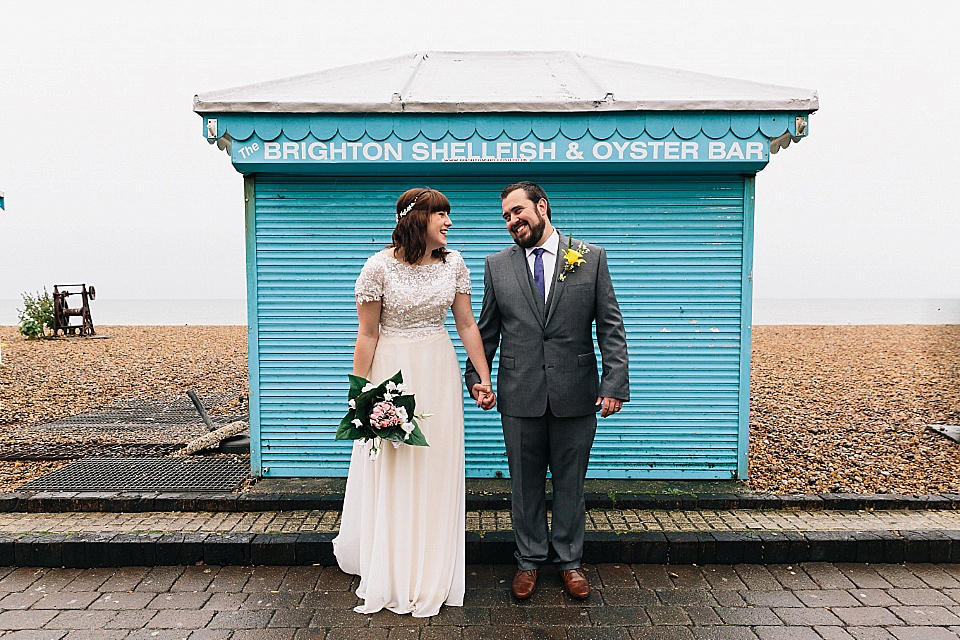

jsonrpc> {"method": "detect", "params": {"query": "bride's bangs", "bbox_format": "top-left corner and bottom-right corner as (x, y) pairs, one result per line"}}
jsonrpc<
(423, 190), (450, 215)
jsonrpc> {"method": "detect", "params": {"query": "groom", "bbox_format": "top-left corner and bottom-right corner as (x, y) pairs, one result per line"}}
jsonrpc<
(465, 182), (629, 600)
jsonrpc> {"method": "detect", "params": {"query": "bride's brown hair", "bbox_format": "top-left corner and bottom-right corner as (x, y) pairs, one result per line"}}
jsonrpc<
(389, 188), (451, 265)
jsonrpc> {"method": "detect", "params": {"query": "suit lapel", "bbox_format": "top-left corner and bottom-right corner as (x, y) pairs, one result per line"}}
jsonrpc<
(544, 232), (569, 322)
(510, 245), (545, 326)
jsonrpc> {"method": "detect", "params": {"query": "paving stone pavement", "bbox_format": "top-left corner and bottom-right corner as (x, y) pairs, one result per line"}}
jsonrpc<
(3, 509), (960, 535)
(1, 563), (960, 638)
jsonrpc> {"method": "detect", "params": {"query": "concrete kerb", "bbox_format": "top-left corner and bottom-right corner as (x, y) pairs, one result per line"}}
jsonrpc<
(2, 491), (960, 513)
(1, 489), (960, 567)
(3, 529), (960, 567)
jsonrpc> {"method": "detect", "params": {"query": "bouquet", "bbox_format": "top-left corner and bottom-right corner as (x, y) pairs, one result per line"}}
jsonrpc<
(336, 370), (430, 460)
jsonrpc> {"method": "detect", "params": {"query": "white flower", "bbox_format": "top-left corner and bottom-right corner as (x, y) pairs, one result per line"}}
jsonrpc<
(348, 399), (356, 409)
(390, 440), (401, 449)
(416, 412), (433, 420)
(351, 418), (363, 428)
(395, 383), (409, 394)
(364, 436), (382, 461)
(396, 406), (409, 422)
(361, 383), (377, 393)
(385, 381), (397, 392)
(401, 421), (415, 435)
(382, 392), (394, 402)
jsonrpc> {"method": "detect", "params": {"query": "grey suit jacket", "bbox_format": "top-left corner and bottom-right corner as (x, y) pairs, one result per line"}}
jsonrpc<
(465, 232), (629, 418)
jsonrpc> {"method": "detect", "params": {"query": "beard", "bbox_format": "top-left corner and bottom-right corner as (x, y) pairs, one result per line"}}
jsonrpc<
(510, 215), (547, 248)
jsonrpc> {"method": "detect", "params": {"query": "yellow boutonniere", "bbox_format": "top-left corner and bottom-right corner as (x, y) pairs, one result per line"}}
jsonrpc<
(564, 248), (586, 267)
(558, 233), (590, 281)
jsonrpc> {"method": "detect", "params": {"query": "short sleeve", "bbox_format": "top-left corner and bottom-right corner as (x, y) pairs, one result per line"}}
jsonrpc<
(355, 254), (385, 303)
(454, 253), (472, 295)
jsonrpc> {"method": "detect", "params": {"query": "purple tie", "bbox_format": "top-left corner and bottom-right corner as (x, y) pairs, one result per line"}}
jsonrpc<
(533, 248), (546, 300)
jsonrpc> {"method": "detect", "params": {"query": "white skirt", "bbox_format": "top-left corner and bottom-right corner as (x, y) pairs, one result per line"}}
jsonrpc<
(333, 329), (466, 617)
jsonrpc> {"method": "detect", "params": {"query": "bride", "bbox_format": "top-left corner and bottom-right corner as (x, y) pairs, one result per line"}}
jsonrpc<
(333, 187), (495, 617)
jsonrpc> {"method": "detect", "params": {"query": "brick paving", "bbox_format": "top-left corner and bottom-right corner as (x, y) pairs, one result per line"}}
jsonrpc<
(2, 509), (960, 535)
(2, 563), (960, 638)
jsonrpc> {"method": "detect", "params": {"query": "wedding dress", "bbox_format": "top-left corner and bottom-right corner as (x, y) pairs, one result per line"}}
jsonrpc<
(333, 248), (469, 617)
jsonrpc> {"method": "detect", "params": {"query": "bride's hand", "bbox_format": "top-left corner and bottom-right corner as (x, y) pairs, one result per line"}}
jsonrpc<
(472, 383), (496, 410)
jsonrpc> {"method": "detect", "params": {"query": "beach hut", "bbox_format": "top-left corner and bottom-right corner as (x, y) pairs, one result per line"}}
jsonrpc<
(194, 51), (817, 480)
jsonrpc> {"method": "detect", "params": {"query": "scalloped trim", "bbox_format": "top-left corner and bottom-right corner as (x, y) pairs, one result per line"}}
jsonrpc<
(211, 113), (806, 144)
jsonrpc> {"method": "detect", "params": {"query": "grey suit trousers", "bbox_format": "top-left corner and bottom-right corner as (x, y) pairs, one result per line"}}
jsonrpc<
(502, 407), (597, 570)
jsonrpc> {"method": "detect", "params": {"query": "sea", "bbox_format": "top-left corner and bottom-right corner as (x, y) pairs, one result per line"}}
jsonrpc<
(1, 298), (958, 326)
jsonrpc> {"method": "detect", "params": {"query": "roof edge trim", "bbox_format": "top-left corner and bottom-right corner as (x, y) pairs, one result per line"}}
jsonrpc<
(204, 111), (813, 144)
(194, 97), (819, 114)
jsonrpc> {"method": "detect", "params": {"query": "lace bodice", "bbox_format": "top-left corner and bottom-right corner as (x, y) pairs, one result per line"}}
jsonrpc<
(355, 250), (472, 335)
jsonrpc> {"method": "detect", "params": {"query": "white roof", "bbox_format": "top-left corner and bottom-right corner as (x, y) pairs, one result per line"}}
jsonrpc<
(194, 51), (819, 114)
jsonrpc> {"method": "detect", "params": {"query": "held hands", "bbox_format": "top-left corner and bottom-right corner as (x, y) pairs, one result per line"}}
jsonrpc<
(471, 383), (497, 410)
(596, 396), (624, 418)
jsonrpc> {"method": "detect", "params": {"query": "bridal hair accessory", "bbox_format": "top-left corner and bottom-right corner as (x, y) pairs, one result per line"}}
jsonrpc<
(396, 195), (420, 222)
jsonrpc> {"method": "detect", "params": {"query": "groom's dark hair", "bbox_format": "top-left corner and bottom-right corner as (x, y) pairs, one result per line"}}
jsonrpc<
(501, 181), (551, 220)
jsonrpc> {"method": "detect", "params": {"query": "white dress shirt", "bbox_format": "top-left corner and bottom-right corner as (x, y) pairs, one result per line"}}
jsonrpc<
(525, 230), (559, 300)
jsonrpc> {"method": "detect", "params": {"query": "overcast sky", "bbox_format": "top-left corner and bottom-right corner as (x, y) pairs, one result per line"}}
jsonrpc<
(1, 0), (958, 311)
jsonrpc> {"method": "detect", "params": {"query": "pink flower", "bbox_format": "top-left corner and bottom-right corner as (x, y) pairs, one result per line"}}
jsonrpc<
(370, 401), (402, 429)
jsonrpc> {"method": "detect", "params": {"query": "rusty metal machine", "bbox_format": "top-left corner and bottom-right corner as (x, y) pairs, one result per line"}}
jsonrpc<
(52, 283), (96, 337)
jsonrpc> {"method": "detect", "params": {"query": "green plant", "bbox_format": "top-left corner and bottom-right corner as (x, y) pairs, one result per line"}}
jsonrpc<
(17, 289), (54, 339)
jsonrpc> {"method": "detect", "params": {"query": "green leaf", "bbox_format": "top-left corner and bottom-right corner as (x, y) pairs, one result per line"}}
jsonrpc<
(393, 394), (416, 414)
(335, 413), (367, 441)
(404, 424), (429, 447)
(335, 424), (367, 441)
(347, 374), (369, 400)
(353, 388), (379, 419)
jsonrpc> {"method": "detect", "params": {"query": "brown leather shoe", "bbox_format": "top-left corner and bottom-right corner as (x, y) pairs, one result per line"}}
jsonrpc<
(560, 567), (590, 599)
(511, 569), (538, 599)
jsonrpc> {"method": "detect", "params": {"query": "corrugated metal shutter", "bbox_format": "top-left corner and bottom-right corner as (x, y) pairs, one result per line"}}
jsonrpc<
(252, 175), (747, 478)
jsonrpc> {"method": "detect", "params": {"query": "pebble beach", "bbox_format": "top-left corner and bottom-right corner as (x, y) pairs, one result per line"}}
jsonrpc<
(0, 324), (957, 494)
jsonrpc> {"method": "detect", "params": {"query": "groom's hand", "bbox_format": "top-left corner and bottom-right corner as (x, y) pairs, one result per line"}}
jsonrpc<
(479, 392), (496, 410)
(472, 383), (496, 410)
(596, 396), (624, 417)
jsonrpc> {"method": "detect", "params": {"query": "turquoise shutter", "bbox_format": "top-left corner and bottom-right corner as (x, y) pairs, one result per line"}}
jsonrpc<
(251, 175), (749, 479)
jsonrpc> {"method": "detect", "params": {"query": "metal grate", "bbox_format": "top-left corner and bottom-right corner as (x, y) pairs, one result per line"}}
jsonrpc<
(36, 392), (247, 436)
(18, 457), (250, 491)
(0, 443), (184, 461)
